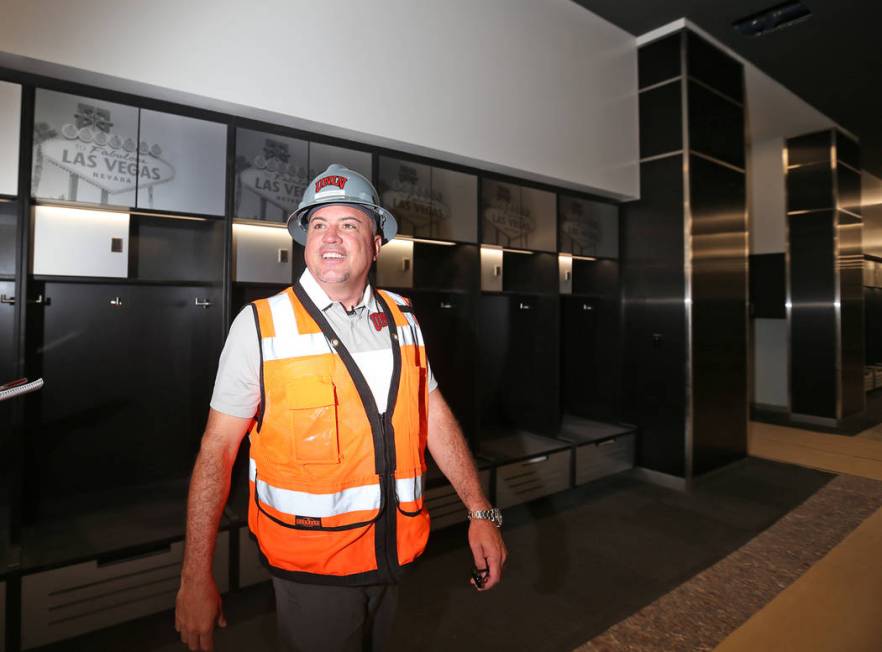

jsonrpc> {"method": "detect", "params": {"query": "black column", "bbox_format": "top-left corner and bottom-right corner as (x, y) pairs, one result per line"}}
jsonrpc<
(786, 129), (864, 422)
(623, 30), (748, 480)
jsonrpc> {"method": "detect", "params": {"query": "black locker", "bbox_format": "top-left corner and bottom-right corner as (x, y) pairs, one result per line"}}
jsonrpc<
(409, 290), (476, 439)
(561, 296), (598, 416)
(231, 282), (288, 318)
(479, 294), (559, 436)
(22, 282), (223, 565)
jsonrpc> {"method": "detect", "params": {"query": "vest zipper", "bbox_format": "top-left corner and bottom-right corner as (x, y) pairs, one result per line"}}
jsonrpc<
(290, 282), (404, 582)
(380, 417), (397, 580)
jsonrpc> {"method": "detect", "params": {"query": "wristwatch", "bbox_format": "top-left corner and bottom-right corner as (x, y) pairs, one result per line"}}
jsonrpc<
(467, 507), (503, 528)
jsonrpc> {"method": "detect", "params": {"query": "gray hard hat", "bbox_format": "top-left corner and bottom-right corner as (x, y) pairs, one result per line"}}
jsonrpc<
(287, 163), (398, 246)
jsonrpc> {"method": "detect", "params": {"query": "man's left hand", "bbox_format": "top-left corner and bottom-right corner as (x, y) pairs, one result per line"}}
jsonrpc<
(468, 520), (507, 591)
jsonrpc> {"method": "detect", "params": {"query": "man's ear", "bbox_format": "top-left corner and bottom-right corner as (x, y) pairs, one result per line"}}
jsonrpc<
(373, 235), (382, 260)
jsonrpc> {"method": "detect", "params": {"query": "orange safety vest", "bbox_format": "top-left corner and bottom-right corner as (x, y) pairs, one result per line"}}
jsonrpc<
(246, 281), (431, 585)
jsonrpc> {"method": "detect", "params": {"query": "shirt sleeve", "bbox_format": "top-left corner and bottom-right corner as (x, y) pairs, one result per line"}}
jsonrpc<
(209, 307), (261, 419)
(426, 357), (439, 393)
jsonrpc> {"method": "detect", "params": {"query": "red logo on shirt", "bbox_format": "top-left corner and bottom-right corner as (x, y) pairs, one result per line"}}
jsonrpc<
(370, 313), (389, 331)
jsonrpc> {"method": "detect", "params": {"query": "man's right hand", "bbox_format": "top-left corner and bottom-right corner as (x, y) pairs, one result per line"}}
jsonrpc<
(175, 575), (227, 651)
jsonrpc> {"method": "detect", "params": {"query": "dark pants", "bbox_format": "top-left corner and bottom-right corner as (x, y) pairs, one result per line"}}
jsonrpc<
(271, 578), (399, 652)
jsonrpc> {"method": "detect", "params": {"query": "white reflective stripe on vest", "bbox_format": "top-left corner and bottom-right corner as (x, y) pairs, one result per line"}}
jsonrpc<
(250, 458), (381, 517)
(396, 325), (424, 347)
(262, 332), (329, 361)
(396, 475), (424, 502)
(261, 292), (330, 361)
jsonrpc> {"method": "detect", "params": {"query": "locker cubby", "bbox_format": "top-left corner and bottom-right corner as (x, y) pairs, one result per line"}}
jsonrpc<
(478, 293), (560, 438)
(232, 223), (295, 285)
(130, 213), (225, 284)
(21, 531), (230, 650)
(501, 250), (558, 295)
(21, 281), (224, 570)
(561, 258), (622, 421)
(478, 432), (572, 509)
(410, 290), (478, 439)
(377, 241), (478, 292)
(557, 416), (636, 486)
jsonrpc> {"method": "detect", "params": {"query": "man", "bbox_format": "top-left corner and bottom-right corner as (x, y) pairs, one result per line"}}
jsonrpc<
(175, 164), (507, 651)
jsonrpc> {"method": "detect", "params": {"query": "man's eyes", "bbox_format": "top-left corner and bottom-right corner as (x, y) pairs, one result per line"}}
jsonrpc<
(311, 222), (358, 230)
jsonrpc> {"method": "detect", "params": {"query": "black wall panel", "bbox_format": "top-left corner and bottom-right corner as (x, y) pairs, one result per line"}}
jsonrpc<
(836, 166), (862, 216)
(622, 156), (687, 477)
(787, 164), (834, 213)
(689, 155), (747, 474)
(867, 288), (882, 364)
(686, 31), (744, 103)
(836, 131), (860, 172)
(639, 83), (683, 159)
(750, 253), (786, 319)
(787, 131), (832, 167)
(638, 33), (681, 88)
(687, 81), (745, 168)
(788, 212), (837, 418)
(839, 211), (864, 417)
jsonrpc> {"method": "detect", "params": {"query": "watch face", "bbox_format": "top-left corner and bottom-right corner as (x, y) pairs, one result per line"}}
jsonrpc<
(492, 508), (503, 527)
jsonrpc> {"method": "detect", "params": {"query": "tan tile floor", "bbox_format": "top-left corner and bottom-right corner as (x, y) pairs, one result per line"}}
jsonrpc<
(577, 420), (882, 652)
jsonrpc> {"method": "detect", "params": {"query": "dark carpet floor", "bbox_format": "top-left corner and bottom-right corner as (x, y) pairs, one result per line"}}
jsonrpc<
(34, 457), (834, 652)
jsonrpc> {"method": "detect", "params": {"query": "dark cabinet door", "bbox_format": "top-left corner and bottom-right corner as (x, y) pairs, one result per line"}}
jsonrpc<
(479, 294), (559, 436)
(0, 280), (15, 548)
(28, 283), (223, 505)
(410, 290), (476, 439)
(507, 295), (559, 434)
(561, 296), (598, 417)
(0, 280), (15, 384)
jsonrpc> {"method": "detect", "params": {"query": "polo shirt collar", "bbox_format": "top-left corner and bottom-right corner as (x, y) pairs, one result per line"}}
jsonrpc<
(298, 268), (374, 312)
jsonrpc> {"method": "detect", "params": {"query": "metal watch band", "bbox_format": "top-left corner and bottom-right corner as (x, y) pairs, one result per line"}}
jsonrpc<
(467, 507), (503, 527)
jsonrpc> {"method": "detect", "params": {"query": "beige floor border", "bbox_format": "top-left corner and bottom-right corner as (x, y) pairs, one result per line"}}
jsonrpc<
(713, 421), (882, 651)
(714, 505), (882, 652)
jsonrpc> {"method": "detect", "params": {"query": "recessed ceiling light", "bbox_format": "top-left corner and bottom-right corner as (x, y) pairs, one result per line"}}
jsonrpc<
(732, 1), (812, 37)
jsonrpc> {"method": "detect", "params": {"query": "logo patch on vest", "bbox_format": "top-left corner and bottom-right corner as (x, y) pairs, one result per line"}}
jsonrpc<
(295, 516), (322, 529)
(314, 175), (348, 193)
(370, 312), (389, 331)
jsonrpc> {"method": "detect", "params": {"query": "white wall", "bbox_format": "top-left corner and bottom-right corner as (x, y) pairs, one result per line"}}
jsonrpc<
(744, 63), (839, 409)
(753, 319), (789, 408)
(0, 0), (639, 200)
(0, 81), (21, 195)
(745, 65), (836, 256)
(749, 137), (787, 255)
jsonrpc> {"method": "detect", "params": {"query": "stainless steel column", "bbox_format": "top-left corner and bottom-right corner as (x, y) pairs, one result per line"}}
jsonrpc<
(623, 30), (748, 480)
(786, 130), (864, 422)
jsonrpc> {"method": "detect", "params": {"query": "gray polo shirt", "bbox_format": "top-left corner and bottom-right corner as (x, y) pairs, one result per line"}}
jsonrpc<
(210, 269), (437, 418)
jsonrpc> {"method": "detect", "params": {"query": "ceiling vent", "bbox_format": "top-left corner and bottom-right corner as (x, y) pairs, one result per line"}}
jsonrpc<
(732, 1), (812, 37)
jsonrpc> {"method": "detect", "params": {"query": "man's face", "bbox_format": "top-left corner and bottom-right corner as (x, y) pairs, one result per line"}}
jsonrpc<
(303, 204), (382, 288)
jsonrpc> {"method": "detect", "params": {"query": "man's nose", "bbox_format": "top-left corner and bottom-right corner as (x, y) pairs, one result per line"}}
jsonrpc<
(321, 224), (342, 242)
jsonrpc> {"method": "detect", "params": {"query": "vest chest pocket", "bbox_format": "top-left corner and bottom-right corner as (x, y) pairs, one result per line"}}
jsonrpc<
(287, 376), (340, 464)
